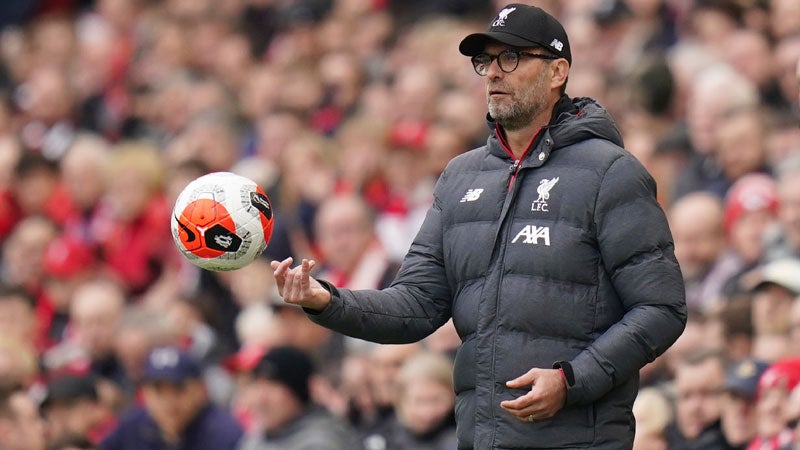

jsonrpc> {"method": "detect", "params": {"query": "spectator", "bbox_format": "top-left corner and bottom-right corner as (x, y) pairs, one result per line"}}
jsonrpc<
(720, 358), (769, 449)
(763, 158), (800, 262)
(1, 0), (800, 448)
(40, 236), (98, 348)
(665, 348), (729, 449)
(238, 346), (349, 450)
(9, 152), (75, 227)
(749, 358), (800, 449)
(633, 387), (672, 450)
(669, 191), (728, 312)
(0, 384), (46, 450)
(40, 375), (116, 445)
(712, 106), (770, 195)
(719, 173), (780, 297)
(358, 351), (457, 450)
(44, 279), (126, 383)
(92, 142), (172, 297)
(100, 346), (243, 450)
(741, 258), (800, 362)
(111, 306), (172, 395)
(0, 283), (39, 350)
(1, 215), (58, 293)
(0, 335), (39, 392)
(58, 133), (110, 246)
(672, 63), (758, 200)
(314, 193), (400, 290)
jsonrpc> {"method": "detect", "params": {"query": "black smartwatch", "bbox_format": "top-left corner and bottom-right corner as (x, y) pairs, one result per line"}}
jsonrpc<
(553, 361), (575, 387)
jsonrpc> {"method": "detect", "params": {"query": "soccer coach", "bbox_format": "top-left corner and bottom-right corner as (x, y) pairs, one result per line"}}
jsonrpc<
(271, 4), (687, 449)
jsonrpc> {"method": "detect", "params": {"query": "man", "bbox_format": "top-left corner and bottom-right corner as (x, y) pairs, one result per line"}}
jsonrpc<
(0, 384), (46, 450)
(720, 358), (769, 449)
(271, 4), (686, 449)
(665, 349), (730, 450)
(0, 284), (38, 350)
(237, 346), (348, 450)
(743, 257), (800, 362)
(99, 346), (243, 450)
(763, 158), (800, 262)
(40, 375), (117, 445)
(668, 192), (728, 312)
(314, 193), (400, 291)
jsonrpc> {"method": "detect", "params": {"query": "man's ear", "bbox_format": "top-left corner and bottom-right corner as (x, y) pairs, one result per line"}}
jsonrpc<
(550, 59), (569, 91)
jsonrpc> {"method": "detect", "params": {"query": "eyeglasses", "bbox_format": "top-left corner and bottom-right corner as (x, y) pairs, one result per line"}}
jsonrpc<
(471, 49), (559, 76)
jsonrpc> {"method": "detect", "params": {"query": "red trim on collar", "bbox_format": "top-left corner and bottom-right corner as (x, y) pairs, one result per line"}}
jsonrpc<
(495, 123), (542, 162)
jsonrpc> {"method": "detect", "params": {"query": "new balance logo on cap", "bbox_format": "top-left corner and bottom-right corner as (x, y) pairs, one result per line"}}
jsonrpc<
(550, 39), (564, 51)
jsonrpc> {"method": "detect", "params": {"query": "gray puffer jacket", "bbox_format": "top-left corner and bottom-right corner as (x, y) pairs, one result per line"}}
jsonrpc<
(310, 96), (687, 450)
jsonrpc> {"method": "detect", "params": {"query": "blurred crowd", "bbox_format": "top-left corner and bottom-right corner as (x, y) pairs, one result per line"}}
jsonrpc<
(0, 0), (798, 449)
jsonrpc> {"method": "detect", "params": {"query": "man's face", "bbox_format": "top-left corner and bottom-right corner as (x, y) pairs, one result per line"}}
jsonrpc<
(482, 43), (554, 131)
(756, 385), (791, 438)
(0, 297), (35, 343)
(249, 377), (302, 432)
(142, 380), (205, 440)
(397, 378), (454, 435)
(43, 400), (95, 444)
(721, 391), (757, 446)
(674, 358), (726, 439)
(752, 284), (795, 335)
(669, 195), (725, 281)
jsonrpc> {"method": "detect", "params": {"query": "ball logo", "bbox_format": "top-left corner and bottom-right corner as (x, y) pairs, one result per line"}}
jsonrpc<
(205, 224), (242, 252)
(175, 216), (197, 243)
(250, 191), (273, 219)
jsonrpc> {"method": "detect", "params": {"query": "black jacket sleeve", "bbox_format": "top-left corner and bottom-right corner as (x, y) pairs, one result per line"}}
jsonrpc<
(308, 175), (453, 344)
(564, 154), (687, 406)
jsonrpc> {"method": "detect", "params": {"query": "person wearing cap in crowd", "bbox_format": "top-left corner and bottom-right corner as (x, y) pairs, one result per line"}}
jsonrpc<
(269, 3), (686, 449)
(237, 345), (349, 450)
(40, 374), (116, 446)
(749, 357), (800, 450)
(742, 257), (800, 362)
(99, 346), (243, 450)
(39, 236), (97, 348)
(720, 358), (770, 449)
(718, 173), (780, 298)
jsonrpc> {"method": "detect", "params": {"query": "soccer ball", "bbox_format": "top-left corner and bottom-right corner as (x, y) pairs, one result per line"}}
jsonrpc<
(171, 172), (274, 271)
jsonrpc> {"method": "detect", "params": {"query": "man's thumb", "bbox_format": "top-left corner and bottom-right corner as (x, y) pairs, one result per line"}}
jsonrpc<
(506, 368), (538, 388)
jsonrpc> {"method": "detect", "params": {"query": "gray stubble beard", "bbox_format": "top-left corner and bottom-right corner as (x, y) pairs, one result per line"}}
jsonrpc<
(488, 70), (550, 132)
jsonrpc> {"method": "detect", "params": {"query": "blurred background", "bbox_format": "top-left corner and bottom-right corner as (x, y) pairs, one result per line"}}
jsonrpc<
(0, 0), (799, 449)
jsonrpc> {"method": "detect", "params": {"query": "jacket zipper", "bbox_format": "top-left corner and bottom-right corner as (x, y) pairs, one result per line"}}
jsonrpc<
(508, 159), (520, 190)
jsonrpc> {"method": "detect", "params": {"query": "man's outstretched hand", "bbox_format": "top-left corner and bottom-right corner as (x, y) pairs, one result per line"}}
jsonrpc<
(270, 257), (332, 312)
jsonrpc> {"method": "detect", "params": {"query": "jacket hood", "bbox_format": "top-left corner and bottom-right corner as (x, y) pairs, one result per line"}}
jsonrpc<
(486, 95), (624, 159)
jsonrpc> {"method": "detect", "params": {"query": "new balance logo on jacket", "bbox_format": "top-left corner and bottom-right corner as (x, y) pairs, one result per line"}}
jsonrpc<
(460, 188), (484, 202)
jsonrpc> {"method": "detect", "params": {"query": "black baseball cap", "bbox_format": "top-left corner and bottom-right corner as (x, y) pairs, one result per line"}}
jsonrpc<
(459, 3), (571, 65)
(40, 375), (98, 411)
